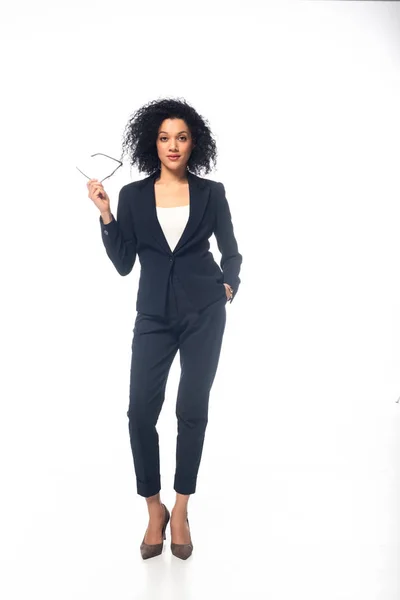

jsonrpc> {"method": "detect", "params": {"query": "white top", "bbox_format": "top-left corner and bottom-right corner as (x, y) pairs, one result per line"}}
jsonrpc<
(156, 205), (190, 252)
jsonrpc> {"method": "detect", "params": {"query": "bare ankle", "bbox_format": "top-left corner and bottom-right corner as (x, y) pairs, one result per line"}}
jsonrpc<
(172, 493), (190, 516)
(145, 494), (164, 517)
(171, 507), (188, 518)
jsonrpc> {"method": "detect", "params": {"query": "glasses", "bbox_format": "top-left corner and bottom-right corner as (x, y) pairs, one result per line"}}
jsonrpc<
(76, 152), (123, 183)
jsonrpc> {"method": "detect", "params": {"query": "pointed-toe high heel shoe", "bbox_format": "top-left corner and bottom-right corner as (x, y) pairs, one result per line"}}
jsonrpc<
(140, 503), (170, 560)
(170, 515), (194, 560)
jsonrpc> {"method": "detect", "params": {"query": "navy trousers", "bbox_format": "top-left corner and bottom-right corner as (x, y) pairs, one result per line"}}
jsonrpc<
(127, 271), (227, 497)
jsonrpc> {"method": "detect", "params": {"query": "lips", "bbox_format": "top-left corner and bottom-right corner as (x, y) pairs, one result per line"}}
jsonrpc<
(167, 155), (180, 161)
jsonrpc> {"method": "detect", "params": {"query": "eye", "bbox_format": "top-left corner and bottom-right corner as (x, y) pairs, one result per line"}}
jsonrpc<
(159, 136), (188, 141)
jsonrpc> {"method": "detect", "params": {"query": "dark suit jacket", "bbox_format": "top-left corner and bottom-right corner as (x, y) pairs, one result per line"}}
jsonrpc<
(99, 169), (243, 317)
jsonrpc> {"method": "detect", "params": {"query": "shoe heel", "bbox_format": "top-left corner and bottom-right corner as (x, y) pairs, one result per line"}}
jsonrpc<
(162, 505), (170, 540)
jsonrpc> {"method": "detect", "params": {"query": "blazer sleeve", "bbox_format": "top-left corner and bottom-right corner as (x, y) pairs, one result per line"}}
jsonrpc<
(99, 185), (137, 276)
(214, 182), (243, 303)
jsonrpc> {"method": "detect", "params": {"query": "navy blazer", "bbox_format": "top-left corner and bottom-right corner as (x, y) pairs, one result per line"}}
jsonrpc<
(99, 169), (243, 317)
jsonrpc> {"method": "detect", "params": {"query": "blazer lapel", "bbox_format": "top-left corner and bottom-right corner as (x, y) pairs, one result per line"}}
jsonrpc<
(139, 169), (211, 255)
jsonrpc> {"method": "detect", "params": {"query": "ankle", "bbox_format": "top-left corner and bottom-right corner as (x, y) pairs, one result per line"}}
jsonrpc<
(171, 507), (188, 518)
(146, 499), (164, 518)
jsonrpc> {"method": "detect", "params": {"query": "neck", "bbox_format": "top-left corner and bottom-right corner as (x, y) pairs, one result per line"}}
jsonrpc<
(156, 165), (188, 185)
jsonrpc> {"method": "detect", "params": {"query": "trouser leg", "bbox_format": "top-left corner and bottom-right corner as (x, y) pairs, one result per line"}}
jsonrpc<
(127, 309), (178, 498)
(173, 299), (227, 495)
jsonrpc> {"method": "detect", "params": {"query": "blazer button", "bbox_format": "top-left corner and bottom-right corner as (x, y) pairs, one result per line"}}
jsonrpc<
(169, 258), (173, 262)
(104, 230), (108, 235)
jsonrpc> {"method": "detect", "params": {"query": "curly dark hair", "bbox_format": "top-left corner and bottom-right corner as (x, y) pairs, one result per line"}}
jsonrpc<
(120, 97), (218, 177)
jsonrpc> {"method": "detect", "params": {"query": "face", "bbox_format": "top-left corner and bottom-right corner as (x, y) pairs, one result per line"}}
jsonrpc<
(156, 118), (195, 172)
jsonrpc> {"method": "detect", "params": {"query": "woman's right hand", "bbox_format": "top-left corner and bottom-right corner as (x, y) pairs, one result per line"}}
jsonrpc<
(87, 179), (111, 214)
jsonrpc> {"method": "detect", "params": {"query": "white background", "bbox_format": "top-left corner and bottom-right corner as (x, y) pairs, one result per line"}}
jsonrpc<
(1, 1), (399, 598)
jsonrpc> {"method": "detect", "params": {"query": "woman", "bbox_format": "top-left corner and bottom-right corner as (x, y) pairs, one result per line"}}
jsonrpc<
(87, 97), (242, 560)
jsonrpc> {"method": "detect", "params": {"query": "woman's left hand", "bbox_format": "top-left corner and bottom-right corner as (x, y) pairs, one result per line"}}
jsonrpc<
(223, 283), (233, 301)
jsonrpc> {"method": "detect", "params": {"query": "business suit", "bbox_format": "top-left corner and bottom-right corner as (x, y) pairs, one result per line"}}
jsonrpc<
(99, 169), (243, 497)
